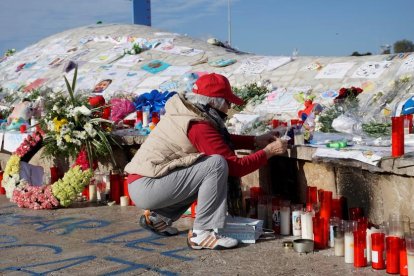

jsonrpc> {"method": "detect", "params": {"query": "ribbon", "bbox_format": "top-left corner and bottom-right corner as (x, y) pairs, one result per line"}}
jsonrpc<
(133, 90), (176, 113)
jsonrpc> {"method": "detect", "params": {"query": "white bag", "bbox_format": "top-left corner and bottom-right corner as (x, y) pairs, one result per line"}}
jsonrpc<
(217, 216), (264, 244)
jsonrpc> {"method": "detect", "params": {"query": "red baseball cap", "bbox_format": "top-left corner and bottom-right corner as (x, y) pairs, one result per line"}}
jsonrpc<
(192, 73), (244, 105)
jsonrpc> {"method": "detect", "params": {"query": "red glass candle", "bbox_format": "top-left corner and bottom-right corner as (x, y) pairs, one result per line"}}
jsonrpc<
(136, 110), (143, 122)
(392, 116), (405, 157)
(151, 112), (160, 125)
(82, 185), (89, 200)
(356, 217), (368, 231)
(191, 200), (197, 218)
(331, 198), (343, 219)
(349, 207), (363, 221)
(320, 191), (332, 248)
(122, 175), (134, 206)
(50, 166), (59, 184)
(249, 187), (263, 219)
(354, 230), (367, 267)
(290, 119), (299, 126)
(272, 119), (280, 128)
(371, 233), (385, 270)
(313, 216), (324, 249)
(317, 189), (324, 203)
(386, 236), (401, 274)
(0, 171), (5, 195)
(306, 186), (317, 205)
(110, 171), (123, 204)
(400, 238), (408, 276)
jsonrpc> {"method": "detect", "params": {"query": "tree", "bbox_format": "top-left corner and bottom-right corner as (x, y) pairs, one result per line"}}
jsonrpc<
(351, 51), (372, 56)
(393, 39), (414, 53)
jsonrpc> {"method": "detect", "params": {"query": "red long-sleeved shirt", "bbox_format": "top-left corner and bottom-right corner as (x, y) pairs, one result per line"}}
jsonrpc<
(127, 121), (267, 183)
(187, 121), (267, 177)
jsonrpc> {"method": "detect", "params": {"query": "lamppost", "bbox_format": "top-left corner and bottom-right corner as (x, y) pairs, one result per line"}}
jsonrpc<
(228, 0), (231, 47)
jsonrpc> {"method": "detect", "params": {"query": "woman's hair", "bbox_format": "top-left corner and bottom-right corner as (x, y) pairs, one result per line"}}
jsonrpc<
(185, 92), (227, 110)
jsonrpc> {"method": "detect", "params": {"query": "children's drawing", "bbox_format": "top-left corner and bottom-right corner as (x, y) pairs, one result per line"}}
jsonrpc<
(351, 61), (391, 79)
(397, 54), (414, 75)
(315, 62), (354, 79)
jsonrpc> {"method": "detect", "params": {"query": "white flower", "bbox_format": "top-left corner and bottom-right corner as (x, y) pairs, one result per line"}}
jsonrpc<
(52, 105), (59, 111)
(84, 123), (97, 137)
(72, 105), (91, 117)
(73, 130), (87, 140)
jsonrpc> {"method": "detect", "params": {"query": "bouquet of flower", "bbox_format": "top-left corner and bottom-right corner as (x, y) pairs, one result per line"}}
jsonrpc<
(12, 185), (60, 210)
(318, 87), (363, 133)
(2, 154), (22, 198)
(40, 67), (118, 168)
(51, 165), (93, 207)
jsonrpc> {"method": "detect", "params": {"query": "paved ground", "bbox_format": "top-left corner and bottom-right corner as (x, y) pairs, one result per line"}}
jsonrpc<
(0, 196), (388, 276)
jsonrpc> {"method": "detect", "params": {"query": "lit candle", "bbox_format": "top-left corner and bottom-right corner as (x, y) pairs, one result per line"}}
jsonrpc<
(344, 220), (357, 263)
(344, 232), (354, 263)
(366, 227), (380, 264)
(120, 196), (129, 207)
(291, 205), (303, 237)
(408, 252), (414, 276)
(301, 212), (313, 240)
(334, 228), (345, 257)
(280, 206), (291, 235)
(142, 106), (150, 127)
(329, 217), (340, 248)
(89, 184), (97, 202)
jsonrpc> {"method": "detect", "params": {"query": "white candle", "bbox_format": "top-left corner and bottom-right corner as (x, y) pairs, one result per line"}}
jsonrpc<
(292, 210), (302, 237)
(335, 236), (345, 256)
(301, 212), (313, 240)
(89, 184), (97, 202)
(142, 111), (149, 127)
(407, 253), (414, 276)
(120, 196), (129, 207)
(344, 232), (354, 263)
(280, 206), (291, 235)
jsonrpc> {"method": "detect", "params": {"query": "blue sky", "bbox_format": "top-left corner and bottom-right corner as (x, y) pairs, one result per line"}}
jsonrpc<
(0, 0), (413, 57)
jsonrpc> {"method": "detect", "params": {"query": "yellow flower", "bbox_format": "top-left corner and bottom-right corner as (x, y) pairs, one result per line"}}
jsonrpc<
(53, 117), (68, 132)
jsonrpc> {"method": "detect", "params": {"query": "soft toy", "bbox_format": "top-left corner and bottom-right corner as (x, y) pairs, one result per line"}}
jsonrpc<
(6, 101), (34, 131)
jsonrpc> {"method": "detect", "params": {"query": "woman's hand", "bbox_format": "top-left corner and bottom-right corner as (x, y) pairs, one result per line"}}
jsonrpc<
(255, 126), (287, 148)
(263, 138), (288, 158)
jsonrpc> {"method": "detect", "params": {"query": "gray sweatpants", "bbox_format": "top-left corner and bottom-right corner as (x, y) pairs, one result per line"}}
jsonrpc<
(128, 155), (229, 230)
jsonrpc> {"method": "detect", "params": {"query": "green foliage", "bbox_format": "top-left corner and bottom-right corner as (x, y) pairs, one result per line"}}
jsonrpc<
(4, 49), (16, 57)
(393, 39), (414, 53)
(350, 51), (372, 56)
(232, 83), (269, 111)
(362, 122), (391, 138)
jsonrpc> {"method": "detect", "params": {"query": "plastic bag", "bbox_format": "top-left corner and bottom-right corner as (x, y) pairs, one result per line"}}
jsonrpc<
(331, 114), (362, 135)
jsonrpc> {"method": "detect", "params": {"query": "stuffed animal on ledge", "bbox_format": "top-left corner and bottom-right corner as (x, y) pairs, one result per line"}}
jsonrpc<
(6, 100), (34, 131)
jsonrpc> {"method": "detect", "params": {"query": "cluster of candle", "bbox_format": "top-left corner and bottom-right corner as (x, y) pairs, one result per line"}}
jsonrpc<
(272, 119), (305, 146)
(245, 185), (414, 274)
(331, 213), (414, 275)
(133, 107), (163, 131)
(82, 170), (134, 207)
